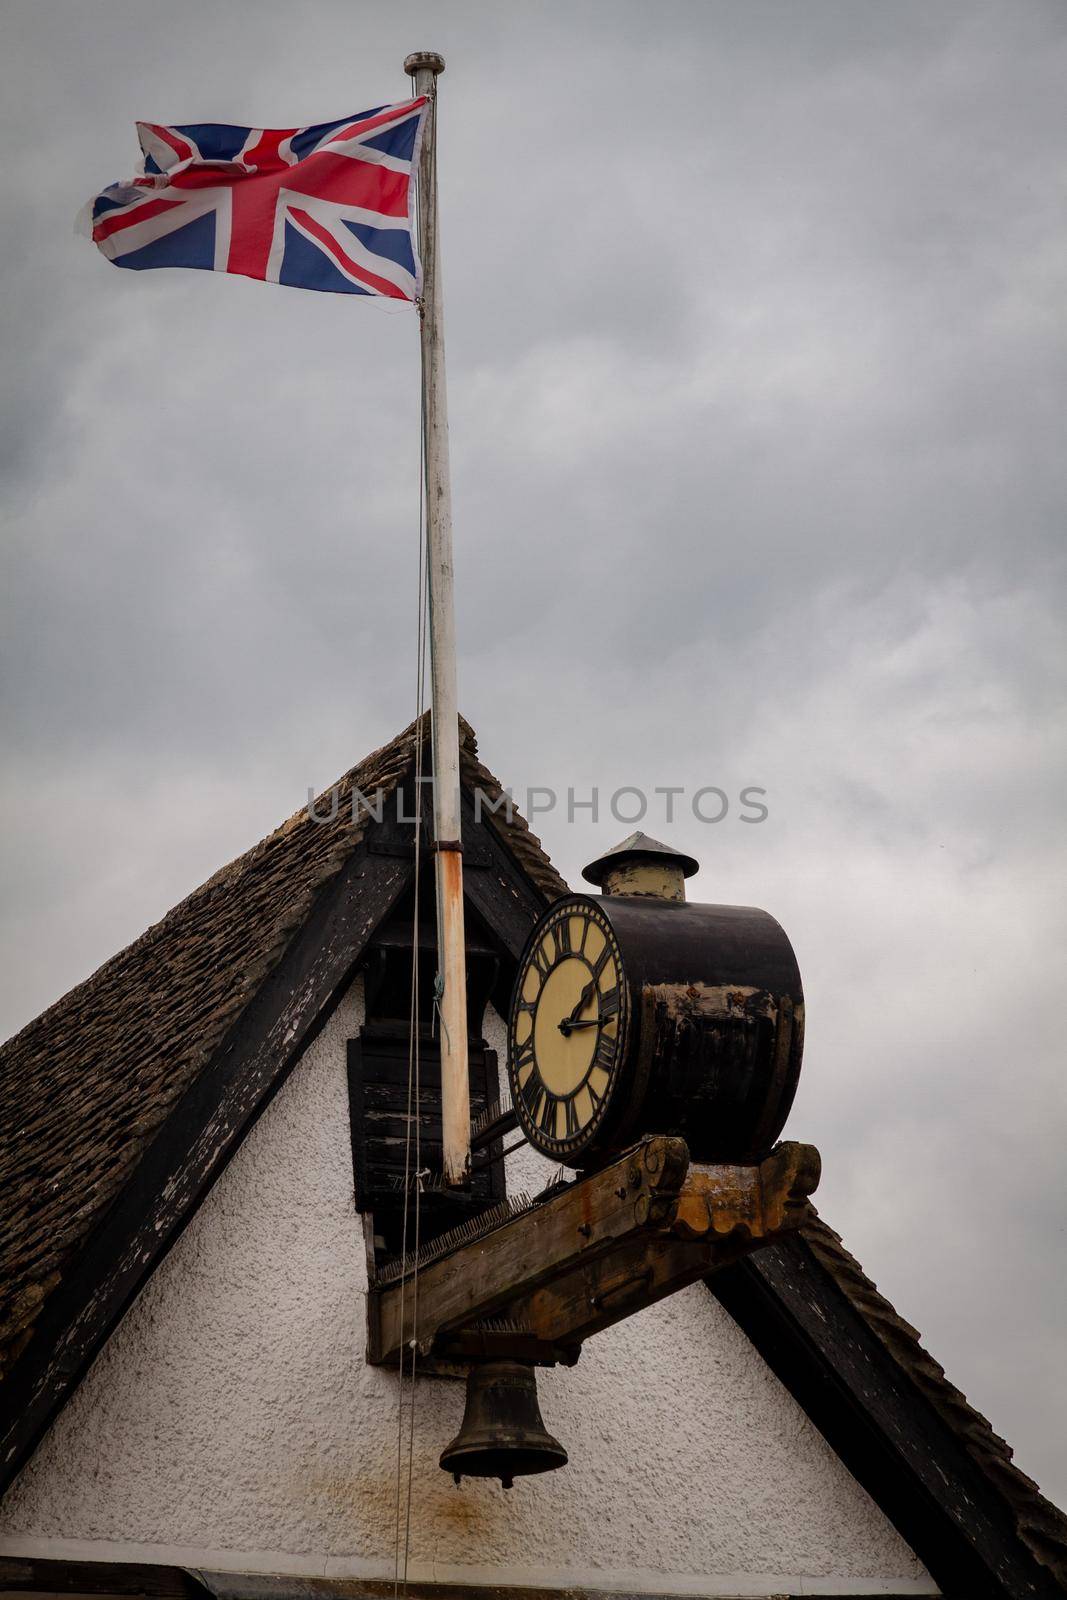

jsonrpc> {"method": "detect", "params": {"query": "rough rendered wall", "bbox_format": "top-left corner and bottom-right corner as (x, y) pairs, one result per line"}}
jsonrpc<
(0, 985), (935, 1597)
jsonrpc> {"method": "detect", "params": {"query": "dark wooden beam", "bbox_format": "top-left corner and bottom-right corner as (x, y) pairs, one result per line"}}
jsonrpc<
(194, 1573), (929, 1600)
(0, 841), (414, 1500)
(469, 1103), (519, 1152)
(367, 1139), (820, 1367)
(710, 1238), (1064, 1599)
(458, 789), (555, 974)
(488, 1141), (820, 1355)
(0, 1556), (210, 1597)
(195, 1574), (927, 1600)
(367, 1135), (685, 1364)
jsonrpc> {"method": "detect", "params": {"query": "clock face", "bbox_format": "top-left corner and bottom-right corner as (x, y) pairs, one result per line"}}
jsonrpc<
(507, 899), (628, 1159)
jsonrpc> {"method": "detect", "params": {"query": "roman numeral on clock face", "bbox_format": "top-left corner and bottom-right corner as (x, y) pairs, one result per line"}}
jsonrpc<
(551, 917), (572, 960)
(591, 944), (612, 983)
(539, 1094), (556, 1136)
(520, 1067), (540, 1114)
(588, 1062), (610, 1106)
(565, 1097), (581, 1138)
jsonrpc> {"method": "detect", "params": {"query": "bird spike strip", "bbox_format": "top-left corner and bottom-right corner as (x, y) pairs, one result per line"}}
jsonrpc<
(371, 1192), (535, 1286)
(470, 1095), (507, 1142)
(388, 1169), (446, 1193)
(468, 1316), (533, 1336)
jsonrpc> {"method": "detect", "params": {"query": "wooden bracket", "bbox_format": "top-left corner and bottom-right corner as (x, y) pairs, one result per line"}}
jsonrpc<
(366, 1136), (819, 1367)
(672, 1141), (821, 1242)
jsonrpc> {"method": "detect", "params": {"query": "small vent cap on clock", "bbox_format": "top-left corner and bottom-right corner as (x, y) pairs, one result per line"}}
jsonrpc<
(582, 832), (699, 901)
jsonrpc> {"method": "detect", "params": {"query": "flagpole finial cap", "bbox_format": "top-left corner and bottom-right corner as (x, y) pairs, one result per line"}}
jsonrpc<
(404, 51), (445, 80)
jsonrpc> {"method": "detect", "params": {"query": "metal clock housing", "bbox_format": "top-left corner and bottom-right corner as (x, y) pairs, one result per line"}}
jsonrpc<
(507, 886), (805, 1171)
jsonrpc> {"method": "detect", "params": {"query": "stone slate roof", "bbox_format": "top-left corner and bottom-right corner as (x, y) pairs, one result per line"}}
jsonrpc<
(798, 1212), (1067, 1589)
(0, 716), (565, 1382)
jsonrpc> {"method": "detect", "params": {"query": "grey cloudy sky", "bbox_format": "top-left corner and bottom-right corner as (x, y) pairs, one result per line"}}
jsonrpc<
(3, 0), (1066, 1507)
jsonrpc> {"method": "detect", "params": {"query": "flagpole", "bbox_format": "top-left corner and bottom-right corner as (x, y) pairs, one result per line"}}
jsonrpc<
(405, 50), (470, 1189)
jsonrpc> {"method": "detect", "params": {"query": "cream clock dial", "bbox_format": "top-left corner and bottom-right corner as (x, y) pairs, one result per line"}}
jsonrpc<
(507, 899), (628, 1159)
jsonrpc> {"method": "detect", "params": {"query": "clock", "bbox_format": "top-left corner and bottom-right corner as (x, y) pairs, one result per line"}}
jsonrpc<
(507, 838), (805, 1169)
(508, 898), (631, 1161)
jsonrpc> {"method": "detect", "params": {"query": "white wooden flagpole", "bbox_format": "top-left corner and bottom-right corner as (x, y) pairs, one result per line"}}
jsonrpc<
(405, 50), (470, 1188)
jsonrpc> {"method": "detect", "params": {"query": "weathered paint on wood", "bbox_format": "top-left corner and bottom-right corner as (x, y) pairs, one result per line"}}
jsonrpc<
(406, 48), (469, 1188)
(367, 1138), (820, 1367)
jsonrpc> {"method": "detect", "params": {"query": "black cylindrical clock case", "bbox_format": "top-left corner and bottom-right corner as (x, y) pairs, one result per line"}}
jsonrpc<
(506, 892), (805, 1169)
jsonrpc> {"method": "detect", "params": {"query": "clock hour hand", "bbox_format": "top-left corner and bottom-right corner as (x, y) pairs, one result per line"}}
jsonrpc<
(560, 1016), (603, 1032)
(561, 975), (598, 1031)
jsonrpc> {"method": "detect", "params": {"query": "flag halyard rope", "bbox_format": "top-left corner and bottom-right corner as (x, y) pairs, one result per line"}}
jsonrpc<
(393, 93), (430, 1589)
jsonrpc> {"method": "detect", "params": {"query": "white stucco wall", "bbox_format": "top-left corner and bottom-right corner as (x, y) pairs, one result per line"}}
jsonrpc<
(0, 982), (935, 1597)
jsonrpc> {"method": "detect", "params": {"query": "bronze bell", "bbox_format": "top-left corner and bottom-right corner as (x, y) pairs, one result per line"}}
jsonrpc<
(440, 1359), (568, 1489)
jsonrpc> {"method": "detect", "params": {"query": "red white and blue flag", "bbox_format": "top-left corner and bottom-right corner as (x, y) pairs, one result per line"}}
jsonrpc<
(84, 98), (428, 300)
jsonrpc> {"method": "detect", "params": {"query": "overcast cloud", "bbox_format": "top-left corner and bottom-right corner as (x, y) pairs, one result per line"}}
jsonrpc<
(2, 0), (1065, 1507)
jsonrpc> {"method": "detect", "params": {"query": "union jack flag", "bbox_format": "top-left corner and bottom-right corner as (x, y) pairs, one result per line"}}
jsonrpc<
(85, 98), (428, 299)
